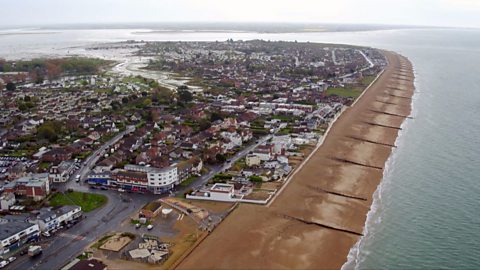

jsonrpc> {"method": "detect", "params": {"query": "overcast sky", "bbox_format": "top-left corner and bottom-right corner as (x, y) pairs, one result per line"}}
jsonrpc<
(1, 0), (479, 28)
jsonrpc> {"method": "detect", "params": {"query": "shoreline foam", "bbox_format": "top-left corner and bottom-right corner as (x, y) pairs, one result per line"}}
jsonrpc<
(342, 60), (418, 270)
(177, 50), (415, 270)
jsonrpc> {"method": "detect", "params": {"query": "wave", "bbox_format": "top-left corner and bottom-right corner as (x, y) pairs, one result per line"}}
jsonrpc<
(341, 60), (419, 270)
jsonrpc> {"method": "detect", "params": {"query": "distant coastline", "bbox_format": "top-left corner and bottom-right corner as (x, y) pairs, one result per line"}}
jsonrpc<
(0, 22), (422, 34)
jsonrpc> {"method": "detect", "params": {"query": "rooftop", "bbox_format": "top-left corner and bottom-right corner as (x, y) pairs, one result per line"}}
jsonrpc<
(0, 214), (38, 241)
(67, 259), (107, 270)
(210, 183), (234, 193)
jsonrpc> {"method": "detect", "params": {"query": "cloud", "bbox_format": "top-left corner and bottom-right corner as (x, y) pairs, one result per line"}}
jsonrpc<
(442, 0), (480, 9)
(0, 0), (479, 28)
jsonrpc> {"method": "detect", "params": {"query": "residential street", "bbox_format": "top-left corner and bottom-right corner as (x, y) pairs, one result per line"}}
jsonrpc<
(10, 190), (157, 270)
(72, 125), (135, 183)
(9, 131), (269, 270)
(174, 134), (272, 195)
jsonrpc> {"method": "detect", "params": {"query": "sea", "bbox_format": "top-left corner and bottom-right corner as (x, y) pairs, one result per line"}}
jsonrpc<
(1, 26), (480, 269)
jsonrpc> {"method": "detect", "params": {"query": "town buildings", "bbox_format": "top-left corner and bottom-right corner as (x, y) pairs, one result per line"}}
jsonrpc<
(0, 215), (40, 256)
(30, 205), (83, 233)
(3, 173), (50, 201)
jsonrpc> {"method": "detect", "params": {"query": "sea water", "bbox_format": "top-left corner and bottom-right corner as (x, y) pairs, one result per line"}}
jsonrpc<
(1, 27), (480, 269)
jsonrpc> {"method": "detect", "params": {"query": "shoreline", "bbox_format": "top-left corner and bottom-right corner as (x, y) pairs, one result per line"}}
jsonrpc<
(177, 50), (415, 270)
(268, 67), (386, 208)
(342, 56), (417, 269)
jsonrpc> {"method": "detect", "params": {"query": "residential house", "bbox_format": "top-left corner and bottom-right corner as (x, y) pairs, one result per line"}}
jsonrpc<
(49, 161), (76, 183)
(246, 154), (261, 167)
(42, 148), (72, 164)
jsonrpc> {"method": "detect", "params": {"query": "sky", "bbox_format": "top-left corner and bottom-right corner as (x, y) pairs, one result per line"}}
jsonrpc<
(1, 0), (479, 28)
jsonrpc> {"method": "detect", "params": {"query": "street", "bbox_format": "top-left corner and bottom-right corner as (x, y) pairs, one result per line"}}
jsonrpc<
(174, 134), (272, 194)
(9, 189), (158, 270)
(9, 129), (270, 270)
(71, 125), (135, 183)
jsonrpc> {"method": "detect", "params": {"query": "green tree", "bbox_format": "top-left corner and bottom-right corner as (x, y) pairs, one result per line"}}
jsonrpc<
(18, 103), (28, 111)
(37, 121), (62, 142)
(178, 90), (193, 103)
(111, 101), (121, 110)
(37, 125), (57, 142)
(198, 119), (211, 131)
(215, 153), (227, 163)
(249, 175), (263, 183)
(142, 98), (152, 107)
(6, 82), (16, 91)
(152, 86), (173, 104)
(210, 112), (224, 122)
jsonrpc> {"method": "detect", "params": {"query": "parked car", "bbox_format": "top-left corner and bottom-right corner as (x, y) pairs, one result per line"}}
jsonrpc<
(8, 257), (16, 263)
(0, 261), (8, 268)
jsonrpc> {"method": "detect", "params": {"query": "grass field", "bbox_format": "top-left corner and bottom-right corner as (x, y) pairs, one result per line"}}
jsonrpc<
(326, 87), (363, 98)
(180, 176), (198, 187)
(49, 191), (108, 212)
(361, 75), (376, 86)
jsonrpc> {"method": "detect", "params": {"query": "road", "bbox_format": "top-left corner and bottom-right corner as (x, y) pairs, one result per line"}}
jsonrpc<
(12, 131), (269, 269)
(7, 125), (139, 270)
(339, 49), (375, 79)
(71, 125), (135, 183)
(10, 189), (158, 270)
(174, 134), (272, 195)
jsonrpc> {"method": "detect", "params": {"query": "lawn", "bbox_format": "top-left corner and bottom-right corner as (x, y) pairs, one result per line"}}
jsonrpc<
(326, 87), (363, 98)
(49, 191), (108, 212)
(361, 75), (376, 86)
(38, 162), (51, 170)
(180, 176), (198, 187)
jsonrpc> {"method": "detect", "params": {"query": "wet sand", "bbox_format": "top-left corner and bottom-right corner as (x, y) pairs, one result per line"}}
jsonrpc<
(177, 51), (414, 270)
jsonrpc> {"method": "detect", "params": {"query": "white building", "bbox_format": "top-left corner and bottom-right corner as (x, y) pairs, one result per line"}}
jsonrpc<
(0, 215), (40, 255)
(251, 150), (271, 161)
(186, 183), (237, 202)
(0, 193), (16, 211)
(147, 166), (178, 194)
(221, 132), (243, 147)
(246, 154), (261, 167)
(31, 205), (83, 233)
(271, 135), (292, 155)
(49, 161), (76, 183)
(125, 164), (179, 194)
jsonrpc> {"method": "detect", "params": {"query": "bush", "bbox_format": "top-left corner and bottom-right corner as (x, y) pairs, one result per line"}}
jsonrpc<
(120, 232), (136, 239)
(249, 175), (263, 183)
(213, 173), (233, 180)
(184, 188), (194, 197)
